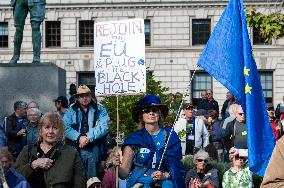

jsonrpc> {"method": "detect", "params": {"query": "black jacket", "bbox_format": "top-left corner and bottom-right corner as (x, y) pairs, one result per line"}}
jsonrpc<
(6, 113), (27, 158)
(15, 142), (86, 188)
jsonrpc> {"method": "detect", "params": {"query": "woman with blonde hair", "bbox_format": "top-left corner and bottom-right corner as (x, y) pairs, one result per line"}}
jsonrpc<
(102, 146), (127, 188)
(15, 111), (86, 188)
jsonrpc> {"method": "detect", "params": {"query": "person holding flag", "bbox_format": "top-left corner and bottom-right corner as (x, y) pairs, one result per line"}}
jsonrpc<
(112, 94), (186, 188)
(196, 0), (275, 176)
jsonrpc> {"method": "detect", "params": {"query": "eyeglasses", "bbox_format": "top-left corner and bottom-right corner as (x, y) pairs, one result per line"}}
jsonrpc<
(196, 159), (208, 163)
(184, 107), (194, 110)
(142, 107), (159, 114)
(89, 183), (102, 188)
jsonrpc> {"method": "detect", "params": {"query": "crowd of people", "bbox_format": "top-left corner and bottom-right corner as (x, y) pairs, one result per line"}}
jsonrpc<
(0, 86), (284, 188)
(0, 84), (109, 188)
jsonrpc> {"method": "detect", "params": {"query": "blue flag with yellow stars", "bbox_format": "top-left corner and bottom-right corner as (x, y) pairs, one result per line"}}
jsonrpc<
(197, 0), (275, 176)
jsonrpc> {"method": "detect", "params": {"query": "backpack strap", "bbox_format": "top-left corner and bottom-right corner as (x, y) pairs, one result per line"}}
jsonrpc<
(3, 117), (7, 133)
(276, 104), (281, 118)
(3, 117), (7, 145)
(229, 120), (236, 148)
(278, 120), (284, 138)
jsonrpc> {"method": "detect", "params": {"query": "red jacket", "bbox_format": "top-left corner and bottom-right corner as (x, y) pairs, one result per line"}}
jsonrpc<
(102, 168), (115, 188)
(270, 119), (281, 140)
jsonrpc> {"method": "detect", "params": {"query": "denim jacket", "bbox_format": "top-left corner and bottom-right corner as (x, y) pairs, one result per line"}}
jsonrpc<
(63, 101), (109, 143)
(1, 168), (30, 188)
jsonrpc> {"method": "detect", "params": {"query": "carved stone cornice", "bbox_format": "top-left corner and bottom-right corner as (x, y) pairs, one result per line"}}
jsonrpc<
(1, 1), (282, 10)
(45, 1), (282, 10)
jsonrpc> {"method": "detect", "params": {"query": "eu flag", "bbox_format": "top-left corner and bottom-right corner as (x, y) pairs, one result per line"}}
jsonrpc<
(197, 0), (275, 176)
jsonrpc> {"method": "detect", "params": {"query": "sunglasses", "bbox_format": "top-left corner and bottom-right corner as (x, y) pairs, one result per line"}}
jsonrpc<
(89, 184), (102, 188)
(235, 155), (246, 160)
(142, 107), (160, 114)
(196, 159), (208, 163)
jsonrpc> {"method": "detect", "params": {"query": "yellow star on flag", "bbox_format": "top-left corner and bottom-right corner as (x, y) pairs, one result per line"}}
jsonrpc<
(244, 67), (250, 76)
(245, 83), (252, 94)
(157, 142), (160, 146)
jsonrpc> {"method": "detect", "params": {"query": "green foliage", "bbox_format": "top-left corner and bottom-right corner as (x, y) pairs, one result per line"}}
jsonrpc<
(163, 92), (184, 126)
(101, 69), (185, 139)
(246, 8), (284, 44)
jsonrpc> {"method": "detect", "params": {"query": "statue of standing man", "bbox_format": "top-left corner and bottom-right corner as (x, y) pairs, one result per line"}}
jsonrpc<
(10, 0), (46, 64)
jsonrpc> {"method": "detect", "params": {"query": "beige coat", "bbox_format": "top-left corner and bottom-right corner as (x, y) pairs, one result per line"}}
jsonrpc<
(261, 136), (284, 187)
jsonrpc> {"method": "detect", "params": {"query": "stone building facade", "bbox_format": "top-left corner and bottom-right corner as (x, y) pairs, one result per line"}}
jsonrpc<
(0, 0), (283, 107)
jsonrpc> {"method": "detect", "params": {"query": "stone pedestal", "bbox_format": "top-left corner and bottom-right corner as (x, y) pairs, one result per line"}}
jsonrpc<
(0, 63), (66, 120)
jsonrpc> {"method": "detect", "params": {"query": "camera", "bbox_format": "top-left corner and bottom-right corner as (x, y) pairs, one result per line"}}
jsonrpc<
(238, 149), (248, 157)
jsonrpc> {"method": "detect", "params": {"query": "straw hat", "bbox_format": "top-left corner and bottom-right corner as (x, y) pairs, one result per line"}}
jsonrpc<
(76, 85), (91, 96)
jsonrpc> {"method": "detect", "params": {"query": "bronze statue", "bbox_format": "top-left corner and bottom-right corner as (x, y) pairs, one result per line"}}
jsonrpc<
(10, 0), (46, 64)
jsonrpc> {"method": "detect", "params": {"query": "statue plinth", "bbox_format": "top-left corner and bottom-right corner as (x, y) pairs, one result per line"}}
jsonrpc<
(0, 63), (66, 120)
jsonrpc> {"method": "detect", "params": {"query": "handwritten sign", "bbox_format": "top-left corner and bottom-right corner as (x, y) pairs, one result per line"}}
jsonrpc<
(94, 18), (146, 96)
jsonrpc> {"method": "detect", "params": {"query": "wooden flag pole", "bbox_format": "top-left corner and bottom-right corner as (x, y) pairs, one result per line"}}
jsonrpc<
(116, 95), (119, 188)
(0, 166), (9, 188)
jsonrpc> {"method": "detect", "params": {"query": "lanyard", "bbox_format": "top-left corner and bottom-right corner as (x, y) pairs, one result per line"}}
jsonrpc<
(187, 118), (195, 135)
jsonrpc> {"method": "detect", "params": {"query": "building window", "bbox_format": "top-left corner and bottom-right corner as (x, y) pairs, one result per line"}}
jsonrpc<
(191, 72), (212, 107)
(45, 21), (61, 47)
(144, 19), (151, 46)
(192, 19), (211, 45)
(260, 71), (273, 104)
(253, 27), (267, 45)
(0, 22), (8, 48)
(78, 72), (95, 92)
(79, 20), (94, 47)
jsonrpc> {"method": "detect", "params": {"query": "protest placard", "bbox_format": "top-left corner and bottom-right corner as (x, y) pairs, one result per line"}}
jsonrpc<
(94, 18), (146, 96)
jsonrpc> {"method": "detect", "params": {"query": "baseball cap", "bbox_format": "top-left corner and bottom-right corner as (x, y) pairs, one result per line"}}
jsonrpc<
(182, 103), (194, 109)
(195, 109), (209, 117)
(87, 177), (101, 188)
(267, 104), (274, 111)
(53, 96), (68, 106)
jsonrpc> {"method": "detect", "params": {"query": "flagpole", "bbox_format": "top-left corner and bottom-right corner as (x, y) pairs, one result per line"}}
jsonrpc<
(158, 65), (199, 170)
(115, 95), (119, 188)
(0, 166), (9, 188)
